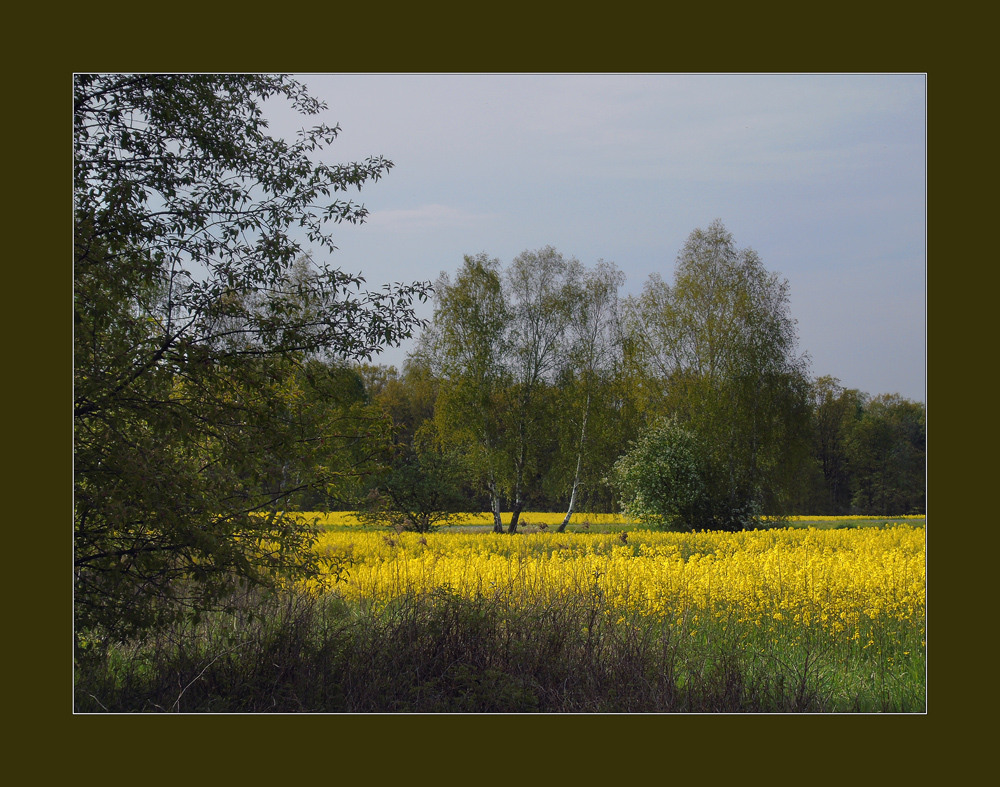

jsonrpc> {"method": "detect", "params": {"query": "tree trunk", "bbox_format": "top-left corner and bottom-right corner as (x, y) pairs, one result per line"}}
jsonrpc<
(489, 481), (503, 533)
(507, 503), (524, 534)
(557, 456), (582, 533)
(557, 391), (590, 533)
(507, 405), (529, 534)
(506, 472), (525, 534)
(486, 468), (503, 533)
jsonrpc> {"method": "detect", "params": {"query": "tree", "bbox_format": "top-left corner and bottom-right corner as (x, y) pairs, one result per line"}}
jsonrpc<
(279, 357), (394, 512)
(419, 253), (511, 532)
(501, 247), (577, 532)
(355, 439), (474, 533)
(809, 375), (866, 513)
(554, 259), (626, 531)
(421, 248), (579, 533)
(74, 74), (431, 643)
(357, 359), (439, 448)
(609, 418), (710, 531)
(631, 220), (812, 529)
(847, 393), (925, 515)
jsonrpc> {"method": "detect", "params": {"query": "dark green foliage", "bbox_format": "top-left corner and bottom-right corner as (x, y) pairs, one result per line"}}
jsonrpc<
(808, 376), (866, 513)
(74, 74), (430, 642)
(802, 378), (925, 516)
(356, 443), (475, 533)
(846, 393), (925, 515)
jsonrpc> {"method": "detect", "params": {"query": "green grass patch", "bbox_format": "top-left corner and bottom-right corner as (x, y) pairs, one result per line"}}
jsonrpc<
(76, 581), (924, 713)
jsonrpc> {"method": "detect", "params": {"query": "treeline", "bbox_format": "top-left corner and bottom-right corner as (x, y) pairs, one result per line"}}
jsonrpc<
(342, 364), (925, 522)
(294, 223), (924, 528)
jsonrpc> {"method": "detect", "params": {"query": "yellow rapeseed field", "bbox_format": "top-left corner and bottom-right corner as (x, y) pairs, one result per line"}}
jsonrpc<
(306, 523), (925, 652)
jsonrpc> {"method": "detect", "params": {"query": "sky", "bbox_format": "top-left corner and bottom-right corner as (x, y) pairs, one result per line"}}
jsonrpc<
(262, 74), (926, 403)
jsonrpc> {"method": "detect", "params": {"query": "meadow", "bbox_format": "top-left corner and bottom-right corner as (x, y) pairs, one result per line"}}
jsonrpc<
(75, 515), (925, 713)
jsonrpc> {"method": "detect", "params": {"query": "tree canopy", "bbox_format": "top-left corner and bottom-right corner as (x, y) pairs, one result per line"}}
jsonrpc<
(74, 74), (430, 642)
(610, 417), (710, 531)
(629, 220), (813, 529)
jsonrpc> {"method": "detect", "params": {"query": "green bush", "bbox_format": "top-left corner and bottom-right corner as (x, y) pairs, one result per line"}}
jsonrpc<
(610, 418), (711, 531)
(610, 417), (771, 531)
(355, 444), (474, 533)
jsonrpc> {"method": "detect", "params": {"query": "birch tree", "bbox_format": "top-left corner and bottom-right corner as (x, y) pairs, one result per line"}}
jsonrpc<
(632, 220), (811, 529)
(556, 260), (625, 531)
(502, 247), (577, 532)
(421, 254), (511, 531)
(422, 248), (579, 532)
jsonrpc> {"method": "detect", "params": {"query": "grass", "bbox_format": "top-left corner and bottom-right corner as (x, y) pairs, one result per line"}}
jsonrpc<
(74, 591), (924, 712)
(75, 527), (925, 713)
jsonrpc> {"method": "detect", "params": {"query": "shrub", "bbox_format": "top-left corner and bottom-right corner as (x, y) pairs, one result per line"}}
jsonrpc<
(610, 418), (710, 531)
(355, 445), (474, 533)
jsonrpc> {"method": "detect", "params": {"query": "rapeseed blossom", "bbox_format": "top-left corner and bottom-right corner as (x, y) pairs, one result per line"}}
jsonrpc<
(306, 525), (925, 655)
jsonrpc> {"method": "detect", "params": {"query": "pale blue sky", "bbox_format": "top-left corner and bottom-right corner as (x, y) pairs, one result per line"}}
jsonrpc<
(264, 74), (926, 403)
